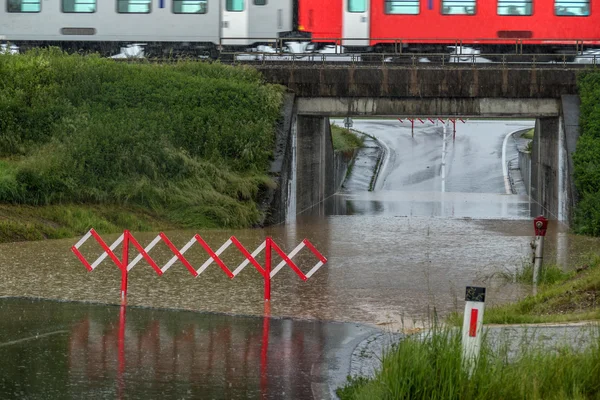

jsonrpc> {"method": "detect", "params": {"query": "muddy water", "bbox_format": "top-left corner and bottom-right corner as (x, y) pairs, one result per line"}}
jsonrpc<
(0, 119), (586, 331)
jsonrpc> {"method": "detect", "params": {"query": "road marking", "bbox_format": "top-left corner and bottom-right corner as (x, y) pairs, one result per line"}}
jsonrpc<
(0, 330), (69, 348)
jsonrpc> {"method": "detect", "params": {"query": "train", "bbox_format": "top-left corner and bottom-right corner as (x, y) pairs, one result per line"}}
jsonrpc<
(1, 0), (599, 58)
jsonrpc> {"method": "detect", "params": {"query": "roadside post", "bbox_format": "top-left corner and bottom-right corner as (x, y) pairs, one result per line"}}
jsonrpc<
(533, 215), (548, 286)
(462, 286), (486, 375)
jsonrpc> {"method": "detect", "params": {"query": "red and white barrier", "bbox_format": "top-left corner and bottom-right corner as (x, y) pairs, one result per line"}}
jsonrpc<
(461, 286), (486, 373)
(71, 229), (327, 304)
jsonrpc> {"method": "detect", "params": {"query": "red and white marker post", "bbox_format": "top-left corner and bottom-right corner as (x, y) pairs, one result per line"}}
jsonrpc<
(461, 286), (486, 374)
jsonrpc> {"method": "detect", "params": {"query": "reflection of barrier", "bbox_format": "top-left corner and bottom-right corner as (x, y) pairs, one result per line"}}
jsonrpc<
(71, 229), (327, 304)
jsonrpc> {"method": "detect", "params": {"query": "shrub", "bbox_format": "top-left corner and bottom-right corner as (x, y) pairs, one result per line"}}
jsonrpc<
(0, 49), (284, 228)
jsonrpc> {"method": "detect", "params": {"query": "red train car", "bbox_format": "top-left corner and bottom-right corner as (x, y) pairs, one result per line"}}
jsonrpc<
(298, 0), (600, 53)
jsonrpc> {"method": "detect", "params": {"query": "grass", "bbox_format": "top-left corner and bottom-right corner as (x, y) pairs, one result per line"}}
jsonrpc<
(331, 124), (364, 152)
(0, 49), (285, 239)
(0, 204), (177, 243)
(459, 252), (600, 325)
(338, 326), (600, 400)
(522, 128), (535, 140)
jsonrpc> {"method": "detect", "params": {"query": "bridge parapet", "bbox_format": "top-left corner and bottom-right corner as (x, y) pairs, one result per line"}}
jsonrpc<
(255, 66), (579, 100)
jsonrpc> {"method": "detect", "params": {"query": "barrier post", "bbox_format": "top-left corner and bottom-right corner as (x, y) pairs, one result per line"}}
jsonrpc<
(462, 286), (485, 375)
(121, 230), (129, 305)
(533, 216), (548, 287)
(265, 237), (271, 302)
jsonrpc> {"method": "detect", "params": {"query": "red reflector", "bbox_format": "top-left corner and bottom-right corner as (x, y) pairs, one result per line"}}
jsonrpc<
(469, 309), (478, 337)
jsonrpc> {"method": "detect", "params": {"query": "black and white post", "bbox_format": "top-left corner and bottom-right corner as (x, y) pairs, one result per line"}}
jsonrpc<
(462, 286), (486, 374)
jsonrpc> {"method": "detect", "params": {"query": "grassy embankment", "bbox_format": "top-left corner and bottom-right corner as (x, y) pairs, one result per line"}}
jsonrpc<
(0, 49), (285, 242)
(330, 124), (364, 151)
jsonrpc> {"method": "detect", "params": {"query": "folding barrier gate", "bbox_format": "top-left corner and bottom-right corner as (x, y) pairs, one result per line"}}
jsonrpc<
(72, 229), (328, 304)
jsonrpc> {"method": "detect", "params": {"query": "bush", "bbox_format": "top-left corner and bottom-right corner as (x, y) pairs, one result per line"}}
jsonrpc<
(574, 71), (600, 235)
(0, 49), (284, 228)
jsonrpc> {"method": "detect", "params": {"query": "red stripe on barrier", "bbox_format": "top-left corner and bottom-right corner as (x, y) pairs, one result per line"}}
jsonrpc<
(127, 234), (163, 276)
(428, 118), (435, 124)
(398, 118), (403, 123)
(303, 239), (327, 263)
(270, 240), (307, 281)
(195, 234), (234, 279)
(71, 246), (93, 271)
(469, 309), (478, 337)
(90, 229), (123, 270)
(438, 118), (446, 124)
(460, 118), (466, 123)
(230, 236), (265, 276)
(159, 233), (198, 277)
(418, 118), (424, 123)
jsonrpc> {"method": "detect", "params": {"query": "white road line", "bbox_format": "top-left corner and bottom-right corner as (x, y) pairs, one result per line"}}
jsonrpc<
(0, 330), (69, 348)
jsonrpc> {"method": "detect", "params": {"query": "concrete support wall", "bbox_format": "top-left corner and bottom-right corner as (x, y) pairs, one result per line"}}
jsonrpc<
(519, 150), (532, 196)
(530, 95), (580, 225)
(295, 115), (335, 216)
(262, 93), (296, 226)
(531, 117), (560, 219)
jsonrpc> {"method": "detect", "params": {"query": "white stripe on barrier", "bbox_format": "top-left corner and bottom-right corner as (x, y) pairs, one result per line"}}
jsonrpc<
(232, 241), (266, 277)
(162, 236), (196, 272)
(74, 229), (93, 249)
(270, 242), (305, 278)
(127, 235), (162, 271)
(90, 234), (124, 270)
(196, 239), (232, 275)
(305, 261), (324, 279)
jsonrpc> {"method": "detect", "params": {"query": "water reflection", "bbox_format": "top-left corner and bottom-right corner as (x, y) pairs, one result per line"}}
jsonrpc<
(0, 298), (375, 399)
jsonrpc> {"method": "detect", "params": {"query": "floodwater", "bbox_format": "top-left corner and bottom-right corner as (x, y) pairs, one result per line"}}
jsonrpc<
(0, 298), (377, 399)
(0, 119), (562, 330)
(0, 118), (586, 399)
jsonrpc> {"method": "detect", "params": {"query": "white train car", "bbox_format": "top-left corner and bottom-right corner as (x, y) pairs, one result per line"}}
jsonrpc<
(0, 0), (294, 56)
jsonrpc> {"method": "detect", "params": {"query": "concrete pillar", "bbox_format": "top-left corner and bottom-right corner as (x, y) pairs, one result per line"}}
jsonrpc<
(295, 116), (335, 216)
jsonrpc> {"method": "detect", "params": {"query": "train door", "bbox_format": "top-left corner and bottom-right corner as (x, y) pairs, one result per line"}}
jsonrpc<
(342, 0), (370, 47)
(221, 0), (250, 45)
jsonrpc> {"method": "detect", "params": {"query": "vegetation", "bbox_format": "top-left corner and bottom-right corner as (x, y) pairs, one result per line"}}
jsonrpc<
(0, 49), (285, 241)
(573, 71), (600, 236)
(337, 327), (600, 400)
(331, 124), (364, 152)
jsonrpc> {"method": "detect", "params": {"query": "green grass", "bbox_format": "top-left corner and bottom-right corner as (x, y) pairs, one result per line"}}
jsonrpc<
(331, 124), (364, 152)
(0, 49), (285, 238)
(522, 128), (535, 140)
(480, 253), (600, 325)
(338, 327), (600, 400)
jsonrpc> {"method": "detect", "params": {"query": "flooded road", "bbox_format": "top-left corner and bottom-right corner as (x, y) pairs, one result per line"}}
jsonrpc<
(0, 298), (376, 399)
(0, 119), (555, 330)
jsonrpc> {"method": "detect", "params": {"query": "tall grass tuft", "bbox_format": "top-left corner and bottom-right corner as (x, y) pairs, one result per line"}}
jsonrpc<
(0, 49), (285, 231)
(339, 326), (600, 399)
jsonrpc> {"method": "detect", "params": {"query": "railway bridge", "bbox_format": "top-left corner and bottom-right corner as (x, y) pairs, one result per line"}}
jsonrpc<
(256, 63), (588, 226)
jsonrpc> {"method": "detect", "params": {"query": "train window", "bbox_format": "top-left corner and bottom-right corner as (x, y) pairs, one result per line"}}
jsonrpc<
(117, 0), (151, 13)
(7, 0), (41, 12)
(555, 0), (589, 15)
(441, 0), (476, 14)
(254, 0), (267, 5)
(348, 0), (366, 12)
(63, 0), (96, 13)
(385, 0), (419, 14)
(226, 0), (244, 11)
(497, 0), (533, 15)
(173, 0), (207, 13)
